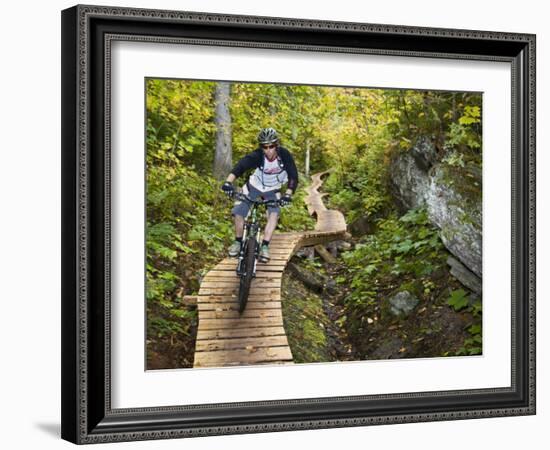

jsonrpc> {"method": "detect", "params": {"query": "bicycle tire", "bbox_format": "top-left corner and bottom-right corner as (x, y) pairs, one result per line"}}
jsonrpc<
(238, 236), (257, 313)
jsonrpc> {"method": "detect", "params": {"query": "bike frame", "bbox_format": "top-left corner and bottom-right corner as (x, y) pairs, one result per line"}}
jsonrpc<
(234, 193), (279, 278)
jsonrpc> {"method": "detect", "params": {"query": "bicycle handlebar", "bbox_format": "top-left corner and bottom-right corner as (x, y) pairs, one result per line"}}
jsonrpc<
(230, 191), (285, 208)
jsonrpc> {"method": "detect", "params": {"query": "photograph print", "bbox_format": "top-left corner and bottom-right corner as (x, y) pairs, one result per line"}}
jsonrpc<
(145, 78), (482, 370)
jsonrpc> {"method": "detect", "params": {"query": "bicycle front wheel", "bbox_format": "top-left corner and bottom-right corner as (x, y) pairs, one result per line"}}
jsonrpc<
(238, 236), (257, 313)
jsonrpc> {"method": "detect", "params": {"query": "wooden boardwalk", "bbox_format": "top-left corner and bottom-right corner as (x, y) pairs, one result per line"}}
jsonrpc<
(193, 171), (347, 368)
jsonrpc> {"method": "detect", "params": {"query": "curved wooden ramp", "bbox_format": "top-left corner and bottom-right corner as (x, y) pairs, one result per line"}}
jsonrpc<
(193, 171), (346, 368)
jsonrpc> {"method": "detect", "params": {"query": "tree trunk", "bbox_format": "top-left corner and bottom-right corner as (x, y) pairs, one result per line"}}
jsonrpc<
(213, 82), (232, 180)
(305, 139), (310, 178)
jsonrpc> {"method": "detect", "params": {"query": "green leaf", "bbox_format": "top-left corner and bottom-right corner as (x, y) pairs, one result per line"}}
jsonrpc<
(394, 239), (414, 254)
(447, 289), (469, 311)
(468, 324), (482, 335)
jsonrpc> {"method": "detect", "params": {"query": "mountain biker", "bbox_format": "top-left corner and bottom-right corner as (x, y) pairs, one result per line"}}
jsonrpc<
(221, 128), (299, 263)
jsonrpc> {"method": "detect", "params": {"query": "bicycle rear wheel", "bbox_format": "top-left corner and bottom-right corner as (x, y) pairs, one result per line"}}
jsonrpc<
(238, 236), (257, 313)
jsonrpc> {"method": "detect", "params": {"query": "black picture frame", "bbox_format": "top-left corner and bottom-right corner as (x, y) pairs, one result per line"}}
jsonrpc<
(61, 4), (536, 444)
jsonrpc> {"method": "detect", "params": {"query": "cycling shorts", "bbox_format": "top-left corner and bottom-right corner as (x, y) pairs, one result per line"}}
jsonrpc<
(231, 183), (281, 217)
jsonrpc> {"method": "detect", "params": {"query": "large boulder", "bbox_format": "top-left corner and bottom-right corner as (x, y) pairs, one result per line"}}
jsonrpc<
(390, 138), (433, 212)
(391, 138), (482, 278)
(447, 256), (482, 295)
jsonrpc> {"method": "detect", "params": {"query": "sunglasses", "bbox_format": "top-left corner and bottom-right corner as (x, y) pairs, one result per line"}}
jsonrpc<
(261, 144), (277, 150)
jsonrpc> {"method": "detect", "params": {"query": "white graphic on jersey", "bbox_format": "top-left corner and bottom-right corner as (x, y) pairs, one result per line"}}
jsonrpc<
(248, 155), (288, 192)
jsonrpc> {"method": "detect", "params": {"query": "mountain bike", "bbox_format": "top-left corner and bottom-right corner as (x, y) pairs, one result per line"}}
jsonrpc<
(229, 191), (285, 313)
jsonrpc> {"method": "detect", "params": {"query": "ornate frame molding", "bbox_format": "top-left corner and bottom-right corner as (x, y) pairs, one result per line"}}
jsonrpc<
(62, 5), (536, 444)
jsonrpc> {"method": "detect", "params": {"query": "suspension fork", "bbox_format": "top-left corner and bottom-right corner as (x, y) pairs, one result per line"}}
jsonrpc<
(252, 222), (261, 278)
(236, 224), (247, 277)
(236, 206), (256, 276)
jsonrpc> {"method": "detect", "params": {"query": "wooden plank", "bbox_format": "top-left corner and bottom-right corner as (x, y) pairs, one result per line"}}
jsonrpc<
(194, 346), (293, 367)
(215, 261), (287, 267)
(198, 287), (281, 296)
(255, 262), (287, 267)
(250, 360), (295, 366)
(201, 277), (281, 285)
(212, 255), (292, 262)
(198, 301), (281, 311)
(270, 234), (300, 239)
(257, 258), (292, 263)
(269, 241), (298, 246)
(197, 293), (281, 301)
(200, 281), (280, 288)
(204, 271), (283, 279)
(199, 308), (283, 320)
(197, 294), (281, 302)
(197, 326), (287, 340)
(200, 281), (238, 288)
(197, 316), (284, 330)
(269, 244), (300, 249)
(196, 335), (290, 352)
(215, 265), (285, 272)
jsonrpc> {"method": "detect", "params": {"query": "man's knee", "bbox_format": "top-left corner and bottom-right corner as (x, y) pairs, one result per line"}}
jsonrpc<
(231, 202), (249, 217)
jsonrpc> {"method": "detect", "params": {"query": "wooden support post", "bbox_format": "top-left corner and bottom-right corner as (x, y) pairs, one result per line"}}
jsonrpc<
(314, 244), (338, 264)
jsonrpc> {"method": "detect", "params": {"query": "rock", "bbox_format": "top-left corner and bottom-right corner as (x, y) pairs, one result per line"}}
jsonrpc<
(410, 135), (438, 171)
(349, 215), (373, 236)
(294, 247), (315, 259)
(327, 240), (352, 251)
(468, 292), (481, 307)
(447, 256), (482, 295)
(387, 290), (420, 317)
(325, 278), (338, 296)
(427, 164), (482, 277)
(390, 138), (482, 277)
(287, 261), (325, 293)
(370, 337), (405, 359)
(390, 149), (431, 212)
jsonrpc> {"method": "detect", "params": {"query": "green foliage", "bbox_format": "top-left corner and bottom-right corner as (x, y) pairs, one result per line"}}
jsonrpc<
(146, 79), (217, 174)
(340, 207), (447, 332)
(320, 89), (482, 232)
(278, 180), (316, 232)
(447, 105), (482, 152)
(456, 298), (483, 356)
(456, 330), (483, 356)
(384, 90), (482, 153)
(281, 277), (332, 363)
(230, 83), (326, 170)
(144, 78), (483, 365)
(146, 137), (234, 347)
(447, 289), (469, 311)
(320, 90), (395, 221)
